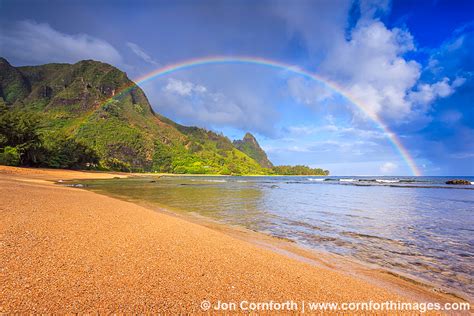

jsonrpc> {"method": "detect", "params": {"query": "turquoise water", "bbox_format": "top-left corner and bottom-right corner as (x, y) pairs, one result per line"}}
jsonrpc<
(74, 176), (474, 298)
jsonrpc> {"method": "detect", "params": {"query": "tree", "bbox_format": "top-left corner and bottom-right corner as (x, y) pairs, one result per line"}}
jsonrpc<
(41, 133), (99, 169)
(0, 146), (20, 166)
(0, 104), (44, 166)
(152, 142), (173, 172)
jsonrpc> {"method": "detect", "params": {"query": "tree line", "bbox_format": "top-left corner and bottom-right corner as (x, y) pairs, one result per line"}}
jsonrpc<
(0, 103), (329, 176)
(271, 165), (329, 176)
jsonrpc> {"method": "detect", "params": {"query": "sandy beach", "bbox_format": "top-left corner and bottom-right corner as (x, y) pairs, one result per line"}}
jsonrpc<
(0, 166), (469, 313)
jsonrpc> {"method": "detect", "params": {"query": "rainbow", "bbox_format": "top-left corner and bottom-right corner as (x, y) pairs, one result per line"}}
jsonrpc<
(104, 56), (422, 176)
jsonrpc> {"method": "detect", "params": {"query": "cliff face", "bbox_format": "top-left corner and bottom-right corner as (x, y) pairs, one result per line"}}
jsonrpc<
(0, 58), (31, 104)
(0, 58), (266, 174)
(233, 132), (273, 169)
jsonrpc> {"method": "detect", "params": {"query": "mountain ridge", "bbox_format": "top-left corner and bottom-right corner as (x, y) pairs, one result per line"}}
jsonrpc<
(0, 58), (329, 175)
(233, 132), (273, 168)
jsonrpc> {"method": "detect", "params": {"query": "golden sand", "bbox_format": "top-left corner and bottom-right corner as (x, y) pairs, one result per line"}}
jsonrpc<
(0, 166), (468, 313)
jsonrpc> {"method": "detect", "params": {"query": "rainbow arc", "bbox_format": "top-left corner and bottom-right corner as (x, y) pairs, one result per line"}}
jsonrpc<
(103, 56), (421, 176)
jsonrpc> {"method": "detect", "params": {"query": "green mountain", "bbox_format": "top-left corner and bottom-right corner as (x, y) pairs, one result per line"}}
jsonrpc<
(0, 57), (328, 175)
(233, 132), (273, 168)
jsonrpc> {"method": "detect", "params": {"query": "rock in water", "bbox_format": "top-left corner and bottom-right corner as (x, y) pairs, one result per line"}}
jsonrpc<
(445, 179), (471, 185)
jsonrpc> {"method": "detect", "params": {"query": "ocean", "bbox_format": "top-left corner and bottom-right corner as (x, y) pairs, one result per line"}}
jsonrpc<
(72, 175), (474, 298)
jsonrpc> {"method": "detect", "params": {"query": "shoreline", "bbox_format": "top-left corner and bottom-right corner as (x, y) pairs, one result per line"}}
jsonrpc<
(0, 165), (328, 178)
(0, 166), (471, 313)
(73, 177), (472, 303)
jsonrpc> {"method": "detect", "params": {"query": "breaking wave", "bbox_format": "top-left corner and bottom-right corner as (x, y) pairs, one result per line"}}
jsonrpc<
(307, 178), (325, 182)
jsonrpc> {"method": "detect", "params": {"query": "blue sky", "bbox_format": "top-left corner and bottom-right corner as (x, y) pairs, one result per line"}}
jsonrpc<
(1, 0), (473, 175)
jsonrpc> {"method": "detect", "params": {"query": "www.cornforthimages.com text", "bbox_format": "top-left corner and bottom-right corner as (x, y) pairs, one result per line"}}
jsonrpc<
(200, 300), (470, 313)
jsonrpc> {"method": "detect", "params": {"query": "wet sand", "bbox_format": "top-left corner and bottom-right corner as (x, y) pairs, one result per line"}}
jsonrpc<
(0, 166), (469, 313)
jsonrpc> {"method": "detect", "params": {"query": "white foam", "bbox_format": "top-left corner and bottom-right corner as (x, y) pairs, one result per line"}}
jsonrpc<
(340, 178), (355, 182)
(190, 179), (227, 183)
(307, 178), (324, 182)
(376, 179), (399, 183)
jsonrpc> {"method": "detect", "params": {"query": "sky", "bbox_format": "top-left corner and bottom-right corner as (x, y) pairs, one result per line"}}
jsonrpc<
(0, 0), (473, 175)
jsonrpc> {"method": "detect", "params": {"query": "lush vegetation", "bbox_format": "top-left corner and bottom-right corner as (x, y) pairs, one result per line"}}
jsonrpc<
(0, 57), (329, 175)
(271, 165), (329, 176)
(0, 103), (99, 168)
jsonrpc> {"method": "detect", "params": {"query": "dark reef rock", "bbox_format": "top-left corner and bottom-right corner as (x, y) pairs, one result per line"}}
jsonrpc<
(446, 179), (471, 185)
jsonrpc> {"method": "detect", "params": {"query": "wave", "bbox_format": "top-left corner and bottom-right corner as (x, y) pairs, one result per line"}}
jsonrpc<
(375, 179), (400, 183)
(367, 183), (473, 190)
(307, 178), (325, 182)
(253, 177), (473, 190)
(342, 231), (394, 241)
(340, 178), (356, 182)
(190, 179), (227, 183)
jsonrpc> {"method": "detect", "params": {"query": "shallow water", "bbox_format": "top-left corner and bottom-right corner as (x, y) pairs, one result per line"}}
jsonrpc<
(75, 175), (474, 297)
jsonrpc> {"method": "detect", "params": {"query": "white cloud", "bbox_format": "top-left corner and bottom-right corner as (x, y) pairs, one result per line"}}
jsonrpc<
(286, 125), (323, 135)
(287, 124), (387, 140)
(279, 3), (464, 124)
(0, 20), (122, 66)
(126, 42), (160, 66)
(152, 78), (275, 135)
(272, 0), (352, 56)
(164, 78), (207, 96)
(359, 0), (391, 20)
(320, 20), (421, 119)
(449, 152), (474, 159)
(286, 76), (335, 105)
(265, 137), (380, 155)
(409, 77), (465, 110)
(379, 162), (398, 174)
